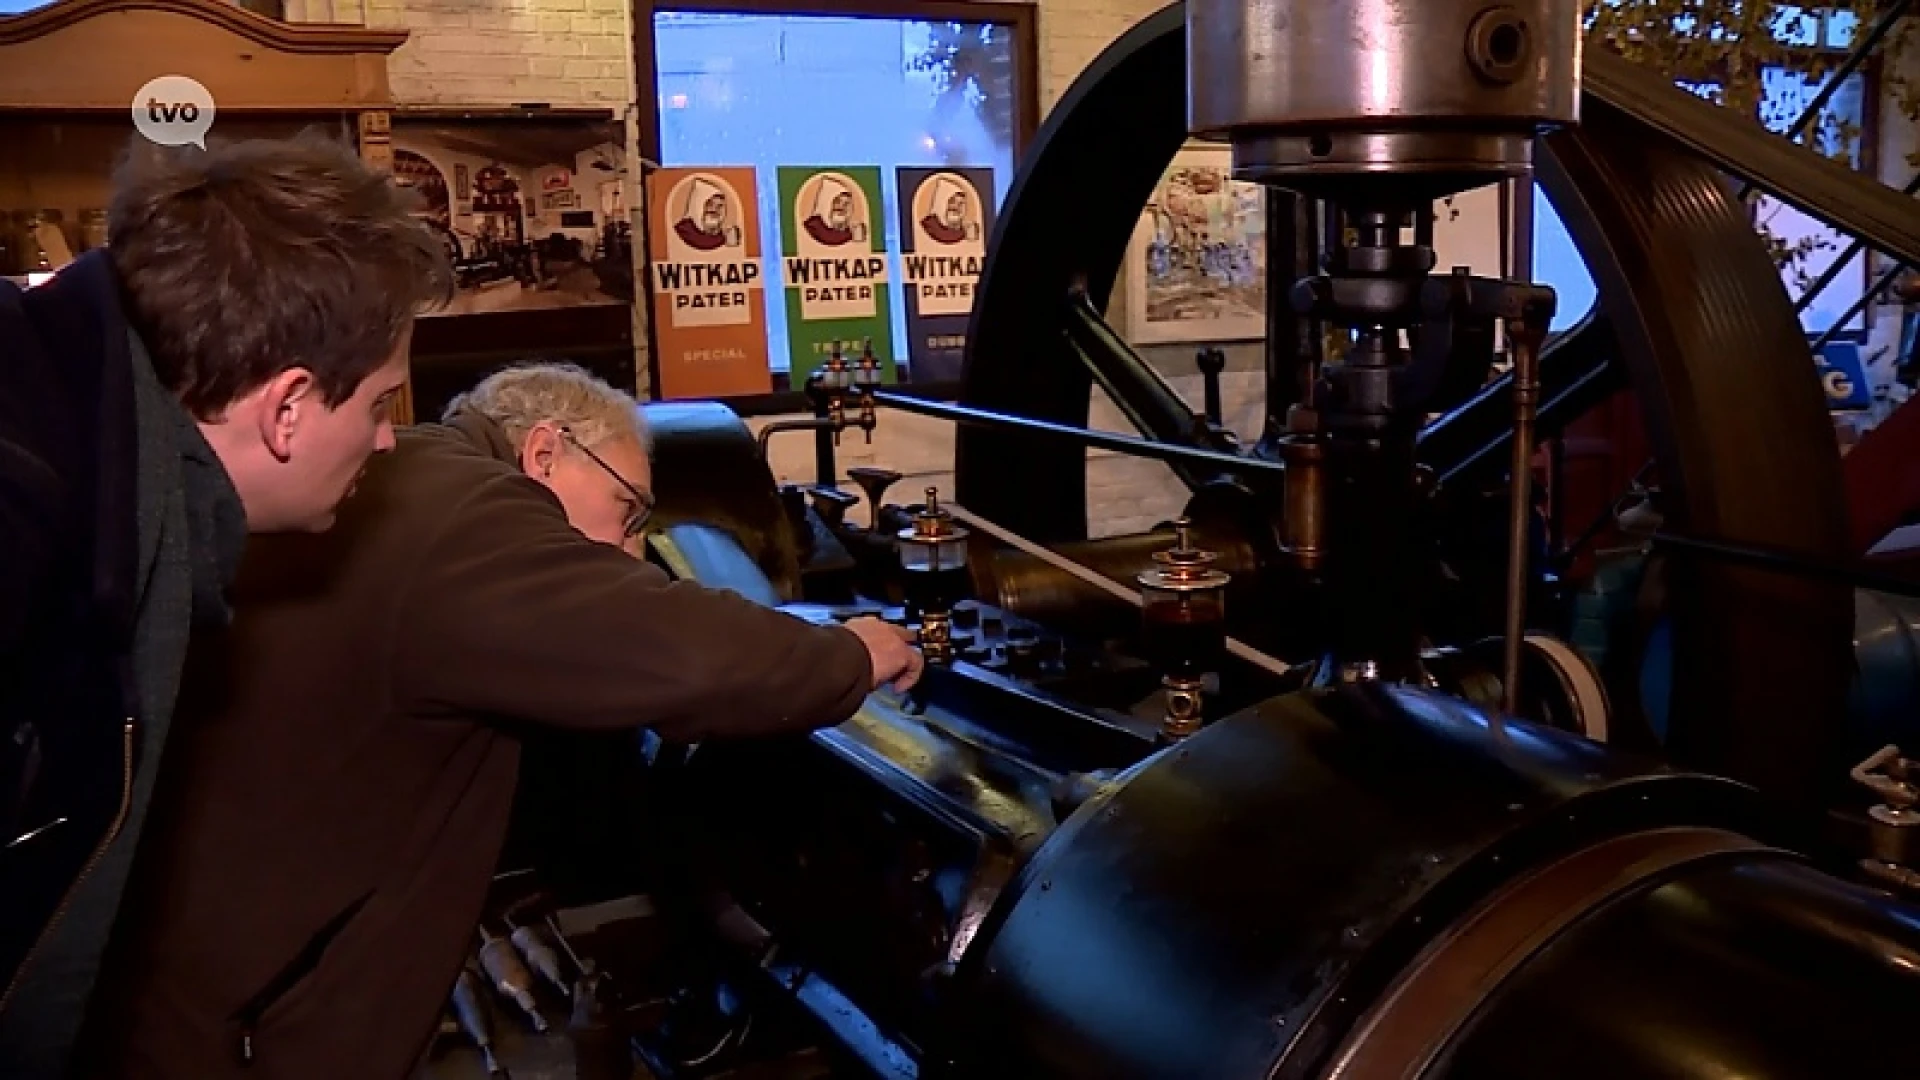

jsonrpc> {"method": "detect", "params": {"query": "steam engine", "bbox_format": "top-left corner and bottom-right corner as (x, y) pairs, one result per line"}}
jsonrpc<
(581, 0), (1920, 1076)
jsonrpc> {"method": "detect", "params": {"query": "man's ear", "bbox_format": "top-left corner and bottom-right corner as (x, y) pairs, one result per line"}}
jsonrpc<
(247, 368), (318, 464)
(521, 423), (561, 481)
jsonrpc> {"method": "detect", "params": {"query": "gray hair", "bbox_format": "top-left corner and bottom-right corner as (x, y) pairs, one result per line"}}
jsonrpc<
(445, 362), (650, 452)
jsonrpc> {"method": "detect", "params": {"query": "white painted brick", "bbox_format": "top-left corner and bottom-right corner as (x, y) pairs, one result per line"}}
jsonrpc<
(537, 35), (589, 57)
(584, 34), (629, 57)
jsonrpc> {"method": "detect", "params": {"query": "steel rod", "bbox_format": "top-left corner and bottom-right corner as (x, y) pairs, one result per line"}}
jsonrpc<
(944, 501), (1294, 678)
(873, 392), (1285, 477)
(1502, 325), (1545, 715)
(1644, 530), (1920, 601)
(1063, 290), (1217, 457)
(1809, 259), (1908, 356)
(1794, 171), (1920, 313)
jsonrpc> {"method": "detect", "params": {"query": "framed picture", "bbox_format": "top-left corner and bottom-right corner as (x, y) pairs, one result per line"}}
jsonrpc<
(1124, 144), (1266, 345)
(390, 117), (635, 317)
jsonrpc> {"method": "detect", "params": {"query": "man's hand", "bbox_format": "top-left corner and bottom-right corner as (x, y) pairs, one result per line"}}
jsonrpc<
(841, 616), (924, 692)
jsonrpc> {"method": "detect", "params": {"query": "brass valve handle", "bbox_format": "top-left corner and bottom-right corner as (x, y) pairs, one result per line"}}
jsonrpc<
(1852, 744), (1920, 809)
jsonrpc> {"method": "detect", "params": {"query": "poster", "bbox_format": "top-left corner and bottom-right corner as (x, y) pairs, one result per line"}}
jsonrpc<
(646, 166), (774, 398)
(389, 119), (633, 316)
(1431, 182), (1507, 278)
(896, 167), (995, 383)
(1124, 145), (1266, 345)
(777, 166), (897, 382)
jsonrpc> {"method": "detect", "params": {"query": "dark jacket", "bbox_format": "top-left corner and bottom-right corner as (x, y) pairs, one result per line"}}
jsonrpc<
(0, 254), (245, 1079)
(75, 410), (873, 1080)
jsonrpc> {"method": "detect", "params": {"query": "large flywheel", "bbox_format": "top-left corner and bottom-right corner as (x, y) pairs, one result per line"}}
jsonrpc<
(954, 3), (1854, 810)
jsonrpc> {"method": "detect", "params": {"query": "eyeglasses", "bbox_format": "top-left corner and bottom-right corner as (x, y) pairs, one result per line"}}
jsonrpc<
(559, 426), (655, 538)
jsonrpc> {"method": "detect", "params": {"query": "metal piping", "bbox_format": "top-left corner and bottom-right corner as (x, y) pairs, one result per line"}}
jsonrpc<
(944, 500), (1293, 678)
(1062, 290), (1226, 464)
(877, 391), (1284, 478)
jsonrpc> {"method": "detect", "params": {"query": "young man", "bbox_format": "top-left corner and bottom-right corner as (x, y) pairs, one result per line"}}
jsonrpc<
(74, 364), (921, 1079)
(0, 134), (453, 1077)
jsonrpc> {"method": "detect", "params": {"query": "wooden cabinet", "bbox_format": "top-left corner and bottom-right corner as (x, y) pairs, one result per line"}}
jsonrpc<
(0, 0), (412, 411)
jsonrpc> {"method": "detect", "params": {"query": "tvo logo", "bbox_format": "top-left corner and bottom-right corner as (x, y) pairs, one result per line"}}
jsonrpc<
(132, 76), (216, 149)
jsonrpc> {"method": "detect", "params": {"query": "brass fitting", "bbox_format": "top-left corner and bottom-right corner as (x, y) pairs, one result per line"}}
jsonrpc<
(1161, 675), (1206, 742)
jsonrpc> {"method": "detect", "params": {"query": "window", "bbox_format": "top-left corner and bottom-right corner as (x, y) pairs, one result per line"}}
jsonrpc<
(1531, 185), (1599, 335)
(1533, 11), (1875, 336)
(1757, 63), (1869, 334)
(645, 2), (1032, 394)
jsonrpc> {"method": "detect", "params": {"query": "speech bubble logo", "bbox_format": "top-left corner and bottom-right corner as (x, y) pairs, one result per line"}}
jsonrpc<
(131, 75), (216, 149)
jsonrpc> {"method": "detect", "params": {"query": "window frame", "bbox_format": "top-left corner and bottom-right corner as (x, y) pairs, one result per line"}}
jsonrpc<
(632, 0), (1040, 415)
(1525, 42), (1882, 341)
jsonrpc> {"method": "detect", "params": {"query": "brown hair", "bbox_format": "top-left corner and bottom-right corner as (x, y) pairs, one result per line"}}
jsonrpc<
(108, 132), (455, 419)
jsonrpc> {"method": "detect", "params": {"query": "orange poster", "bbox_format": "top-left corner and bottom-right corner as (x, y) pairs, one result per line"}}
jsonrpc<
(647, 167), (774, 398)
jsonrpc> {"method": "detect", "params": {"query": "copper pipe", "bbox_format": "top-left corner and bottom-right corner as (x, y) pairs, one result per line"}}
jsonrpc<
(1281, 435), (1326, 573)
(757, 417), (842, 460)
(945, 501), (1293, 678)
(1502, 322), (1545, 715)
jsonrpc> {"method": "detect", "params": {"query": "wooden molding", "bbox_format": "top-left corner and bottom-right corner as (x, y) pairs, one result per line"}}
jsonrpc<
(0, 0), (409, 112)
(0, 0), (408, 54)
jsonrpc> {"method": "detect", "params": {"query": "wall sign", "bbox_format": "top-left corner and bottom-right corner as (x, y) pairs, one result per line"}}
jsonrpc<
(777, 165), (897, 382)
(648, 166), (774, 398)
(896, 167), (994, 383)
(1817, 340), (1873, 411)
(1124, 145), (1265, 345)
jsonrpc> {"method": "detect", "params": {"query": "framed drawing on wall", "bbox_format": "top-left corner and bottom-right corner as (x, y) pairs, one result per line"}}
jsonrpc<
(390, 115), (635, 319)
(1124, 144), (1266, 345)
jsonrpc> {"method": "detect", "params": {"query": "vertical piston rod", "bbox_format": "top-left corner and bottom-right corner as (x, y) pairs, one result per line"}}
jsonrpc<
(1502, 321), (1547, 715)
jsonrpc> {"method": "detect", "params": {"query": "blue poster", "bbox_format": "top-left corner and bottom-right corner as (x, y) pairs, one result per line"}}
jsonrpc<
(894, 167), (996, 383)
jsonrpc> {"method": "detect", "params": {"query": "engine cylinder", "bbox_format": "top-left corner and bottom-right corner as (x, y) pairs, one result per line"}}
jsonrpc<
(1186, 0), (1583, 198)
(951, 684), (1920, 1078)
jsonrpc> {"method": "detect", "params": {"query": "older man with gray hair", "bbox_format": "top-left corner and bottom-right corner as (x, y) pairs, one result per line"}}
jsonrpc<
(71, 362), (921, 1080)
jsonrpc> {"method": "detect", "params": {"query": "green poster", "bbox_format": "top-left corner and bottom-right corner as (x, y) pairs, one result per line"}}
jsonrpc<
(776, 166), (898, 383)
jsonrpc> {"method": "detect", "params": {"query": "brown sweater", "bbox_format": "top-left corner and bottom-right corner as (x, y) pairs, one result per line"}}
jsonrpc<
(73, 412), (872, 1079)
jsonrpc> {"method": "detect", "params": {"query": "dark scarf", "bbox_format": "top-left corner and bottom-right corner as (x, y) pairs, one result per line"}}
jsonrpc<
(175, 410), (246, 629)
(0, 335), (246, 1080)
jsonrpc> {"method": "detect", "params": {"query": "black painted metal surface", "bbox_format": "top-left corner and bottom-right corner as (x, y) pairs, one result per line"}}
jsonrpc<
(1535, 93), (1852, 812)
(956, 4), (1190, 543)
(657, 603), (1166, 1072)
(1429, 854), (1920, 1079)
(953, 3), (1852, 811)
(951, 684), (1766, 1080)
(641, 401), (804, 600)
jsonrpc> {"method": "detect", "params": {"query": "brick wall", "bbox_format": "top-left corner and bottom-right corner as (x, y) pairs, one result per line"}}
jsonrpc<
(285, 0), (632, 106)
(1034, 0), (1171, 111)
(284, 0), (647, 371)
